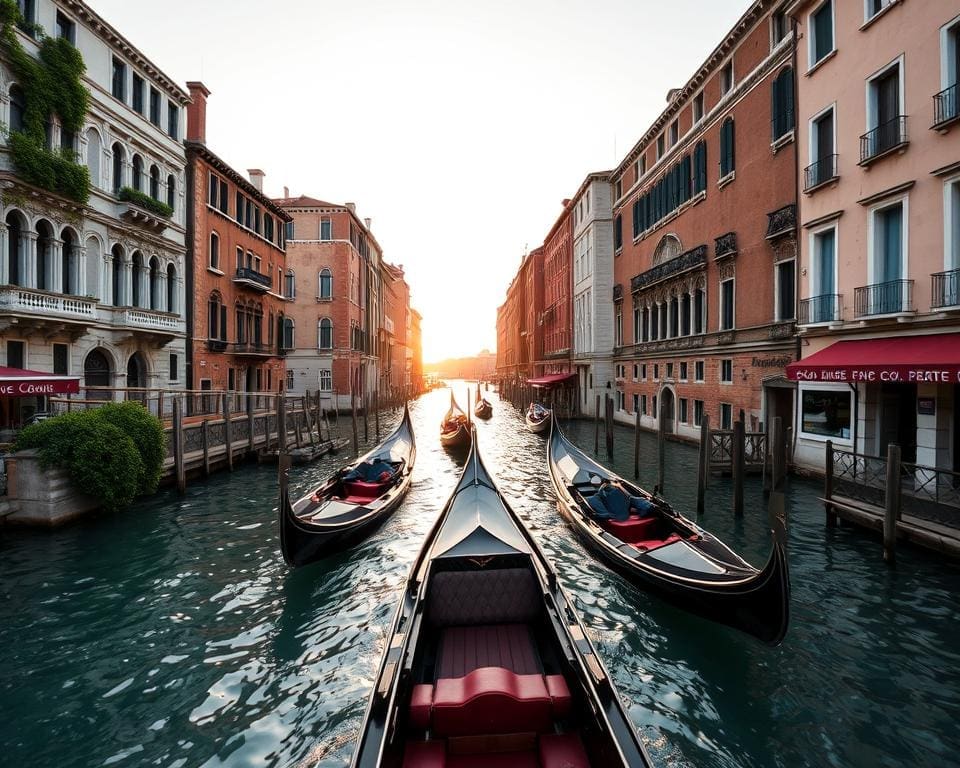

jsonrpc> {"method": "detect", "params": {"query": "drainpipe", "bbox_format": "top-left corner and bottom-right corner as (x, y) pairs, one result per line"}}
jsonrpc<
(849, 382), (859, 457)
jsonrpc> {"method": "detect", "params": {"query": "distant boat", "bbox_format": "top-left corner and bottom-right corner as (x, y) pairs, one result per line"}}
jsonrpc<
(440, 392), (471, 449)
(547, 420), (790, 645)
(474, 386), (492, 419)
(350, 426), (654, 767)
(525, 402), (551, 434)
(278, 405), (416, 567)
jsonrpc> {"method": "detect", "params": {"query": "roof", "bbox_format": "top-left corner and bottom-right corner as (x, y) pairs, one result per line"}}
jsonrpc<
(273, 195), (339, 209)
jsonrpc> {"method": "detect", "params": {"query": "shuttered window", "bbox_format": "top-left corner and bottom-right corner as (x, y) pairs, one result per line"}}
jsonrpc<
(812, 1), (834, 64)
(720, 118), (735, 178)
(693, 140), (707, 193)
(614, 215), (622, 250)
(771, 67), (795, 140)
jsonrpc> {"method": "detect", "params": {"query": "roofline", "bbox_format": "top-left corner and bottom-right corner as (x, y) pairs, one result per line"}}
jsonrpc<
(185, 141), (291, 221)
(62, 0), (190, 104)
(275, 196), (384, 256)
(570, 170), (614, 203)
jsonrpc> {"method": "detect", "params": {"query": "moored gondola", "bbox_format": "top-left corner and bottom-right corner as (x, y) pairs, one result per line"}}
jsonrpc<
(547, 420), (789, 645)
(351, 427), (653, 768)
(525, 402), (552, 434)
(278, 404), (416, 568)
(440, 392), (471, 449)
(474, 388), (493, 420)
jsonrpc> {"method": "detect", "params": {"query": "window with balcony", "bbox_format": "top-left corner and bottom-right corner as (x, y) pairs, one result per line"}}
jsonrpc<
(111, 58), (126, 102)
(149, 164), (160, 200)
(859, 200), (909, 315)
(805, 225), (838, 323)
(167, 174), (175, 211)
(936, 18), (960, 127)
(720, 278), (735, 330)
(209, 233), (219, 270)
(149, 88), (161, 127)
(776, 258), (796, 321)
(806, 106), (837, 191)
(771, 67), (794, 140)
(720, 61), (734, 95)
(721, 359), (733, 384)
(693, 92), (704, 123)
(862, 60), (906, 163)
(935, 178), (960, 309)
(132, 73), (144, 115)
(55, 11), (75, 44)
(719, 118), (735, 179)
(318, 268), (332, 299)
(809, 0), (834, 69)
(318, 318), (333, 349)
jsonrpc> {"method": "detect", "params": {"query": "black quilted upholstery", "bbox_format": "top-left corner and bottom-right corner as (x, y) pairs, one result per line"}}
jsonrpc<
(427, 568), (540, 627)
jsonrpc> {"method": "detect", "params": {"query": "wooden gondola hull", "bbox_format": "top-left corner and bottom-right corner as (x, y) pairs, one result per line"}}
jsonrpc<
(525, 412), (551, 434)
(474, 401), (492, 419)
(440, 423), (471, 448)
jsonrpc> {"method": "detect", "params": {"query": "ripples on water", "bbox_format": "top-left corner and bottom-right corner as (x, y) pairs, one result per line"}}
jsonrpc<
(2, 383), (960, 767)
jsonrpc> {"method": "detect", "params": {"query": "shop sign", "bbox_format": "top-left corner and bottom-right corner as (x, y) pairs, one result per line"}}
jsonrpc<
(792, 368), (960, 383)
(751, 356), (793, 368)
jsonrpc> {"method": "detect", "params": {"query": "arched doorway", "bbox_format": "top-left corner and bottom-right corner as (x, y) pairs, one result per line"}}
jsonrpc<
(84, 349), (112, 399)
(126, 352), (147, 390)
(660, 387), (676, 434)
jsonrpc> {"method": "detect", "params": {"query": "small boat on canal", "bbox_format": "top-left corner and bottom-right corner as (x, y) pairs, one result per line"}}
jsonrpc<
(277, 405), (416, 568)
(525, 402), (551, 434)
(473, 387), (493, 420)
(440, 392), (471, 449)
(351, 426), (653, 768)
(547, 421), (790, 645)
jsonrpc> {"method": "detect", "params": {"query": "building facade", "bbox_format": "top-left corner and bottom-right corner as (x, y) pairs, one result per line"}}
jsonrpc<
(572, 172), (616, 416)
(380, 260), (410, 396)
(611, 0), (798, 439)
(184, 83), (291, 396)
(276, 195), (382, 409)
(496, 268), (526, 381)
(787, 0), (960, 473)
(0, 0), (189, 425)
(538, 201), (573, 377)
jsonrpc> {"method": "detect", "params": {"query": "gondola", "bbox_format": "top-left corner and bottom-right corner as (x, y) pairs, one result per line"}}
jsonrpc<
(352, 427), (653, 768)
(440, 392), (471, 449)
(278, 404), (416, 568)
(547, 420), (789, 645)
(474, 388), (493, 420)
(525, 402), (552, 434)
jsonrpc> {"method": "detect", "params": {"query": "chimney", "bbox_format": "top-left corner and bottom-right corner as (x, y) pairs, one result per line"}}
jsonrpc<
(247, 169), (265, 193)
(346, 202), (356, 214)
(364, 217), (372, 230)
(283, 186), (289, 198)
(186, 81), (211, 144)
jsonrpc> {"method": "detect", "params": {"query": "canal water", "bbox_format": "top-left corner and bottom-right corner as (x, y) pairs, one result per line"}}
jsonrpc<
(2, 383), (959, 768)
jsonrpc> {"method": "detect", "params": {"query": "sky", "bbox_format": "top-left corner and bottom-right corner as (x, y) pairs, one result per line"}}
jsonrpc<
(87, 0), (751, 363)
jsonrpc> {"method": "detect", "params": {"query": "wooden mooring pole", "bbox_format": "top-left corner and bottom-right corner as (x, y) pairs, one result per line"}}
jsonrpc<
(173, 395), (186, 494)
(223, 392), (233, 472)
(657, 395), (665, 494)
(351, 388), (359, 455)
(278, 394), (287, 454)
(696, 414), (710, 515)
(771, 416), (785, 493)
(884, 444), (901, 565)
(824, 439), (837, 527)
(201, 419), (210, 476)
(594, 394), (601, 455)
(375, 389), (381, 441)
(633, 407), (641, 479)
(363, 390), (369, 443)
(732, 417), (745, 517)
(605, 395), (614, 461)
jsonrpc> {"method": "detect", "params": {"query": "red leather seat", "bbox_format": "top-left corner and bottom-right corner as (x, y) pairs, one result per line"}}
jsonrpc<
(544, 674), (572, 717)
(410, 684), (433, 730)
(539, 732), (590, 768)
(432, 667), (553, 737)
(344, 479), (390, 499)
(438, 624), (540, 678)
(402, 740), (446, 768)
(636, 533), (682, 551)
(602, 514), (658, 543)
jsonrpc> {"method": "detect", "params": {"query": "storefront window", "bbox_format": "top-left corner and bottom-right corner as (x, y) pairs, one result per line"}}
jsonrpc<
(801, 389), (851, 439)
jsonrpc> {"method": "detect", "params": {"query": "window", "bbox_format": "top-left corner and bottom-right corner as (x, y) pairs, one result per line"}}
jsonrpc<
(776, 259), (796, 321)
(866, 0), (895, 22)
(694, 288), (705, 333)
(632, 393), (639, 414)
(771, 67), (794, 140)
(614, 215), (622, 251)
(53, 343), (68, 375)
(694, 399), (704, 427)
(318, 318), (333, 349)
(720, 403), (733, 430)
(167, 174), (175, 210)
(16, 0), (35, 31)
(169, 353), (178, 382)
(149, 164), (160, 199)
(320, 218), (332, 240)
(318, 268), (332, 299)
(865, 60), (904, 160)
(869, 200), (906, 313)
(695, 360), (705, 382)
(615, 307), (622, 346)
(808, 106), (836, 189)
(669, 119), (679, 147)
(209, 233), (220, 270)
(112, 58), (126, 101)
(654, 364), (659, 381)
(693, 92), (704, 123)
(810, 0), (834, 68)
(680, 361), (688, 381)
(666, 362), (674, 379)
(771, 10), (788, 47)
(285, 270), (296, 299)
(286, 221), (295, 241)
(9, 85), (25, 134)
(149, 88), (161, 127)
(132, 155), (143, 192)
(641, 364), (647, 380)
(632, 363), (639, 381)
(236, 192), (244, 224)
(720, 278), (735, 330)
(632, 306), (641, 344)
(615, 178), (622, 200)
(132, 73), (144, 115)
(640, 156), (647, 176)
(721, 359), (733, 383)
(167, 104), (179, 139)
(631, 152), (693, 234)
(937, 19), (960, 125)
(810, 226), (838, 322)
(7, 340), (24, 369)
(55, 11), (74, 43)
(801, 388), (851, 439)
(720, 61), (734, 95)
(719, 118), (735, 178)
(679, 398), (688, 424)
(320, 369), (332, 391)
(640, 394), (647, 415)
(656, 134), (665, 159)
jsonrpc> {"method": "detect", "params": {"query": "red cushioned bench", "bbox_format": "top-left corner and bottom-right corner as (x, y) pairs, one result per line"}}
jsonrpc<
(402, 732), (590, 768)
(343, 479), (392, 499)
(601, 514), (658, 544)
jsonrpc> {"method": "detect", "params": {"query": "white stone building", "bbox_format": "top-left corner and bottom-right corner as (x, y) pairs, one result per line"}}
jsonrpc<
(0, 0), (189, 422)
(571, 172), (615, 417)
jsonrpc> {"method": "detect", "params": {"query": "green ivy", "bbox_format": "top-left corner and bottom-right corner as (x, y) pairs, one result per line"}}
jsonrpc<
(0, 0), (91, 203)
(118, 186), (174, 219)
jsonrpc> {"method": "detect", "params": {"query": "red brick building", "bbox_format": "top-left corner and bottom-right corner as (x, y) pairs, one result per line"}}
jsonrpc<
(184, 82), (291, 395)
(381, 261), (410, 396)
(539, 201), (573, 376)
(523, 247), (545, 376)
(496, 267), (526, 380)
(409, 308), (423, 392)
(611, 0), (797, 438)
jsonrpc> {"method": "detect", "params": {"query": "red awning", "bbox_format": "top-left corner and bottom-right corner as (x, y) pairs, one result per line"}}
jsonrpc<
(527, 372), (577, 388)
(786, 334), (960, 384)
(0, 367), (81, 396)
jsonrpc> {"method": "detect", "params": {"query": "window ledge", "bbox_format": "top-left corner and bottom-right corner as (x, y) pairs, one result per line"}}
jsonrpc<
(803, 175), (840, 195)
(771, 130), (795, 154)
(805, 49), (837, 78)
(717, 172), (736, 190)
(858, 141), (909, 168)
(859, 0), (902, 32)
(207, 266), (224, 276)
(316, 296), (333, 302)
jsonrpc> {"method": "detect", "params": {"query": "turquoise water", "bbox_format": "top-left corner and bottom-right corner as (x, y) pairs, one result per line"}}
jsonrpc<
(1, 384), (959, 767)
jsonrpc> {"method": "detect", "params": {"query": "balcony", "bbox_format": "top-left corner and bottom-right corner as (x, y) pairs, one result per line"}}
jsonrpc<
(854, 279), (913, 317)
(859, 116), (908, 165)
(0, 286), (97, 325)
(206, 339), (228, 353)
(227, 341), (275, 357)
(933, 84), (958, 131)
(232, 268), (272, 292)
(631, 245), (706, 293)
(803, 154), (838, 192)
(799, 294), (842, 325)
(932, 269), (960, 310)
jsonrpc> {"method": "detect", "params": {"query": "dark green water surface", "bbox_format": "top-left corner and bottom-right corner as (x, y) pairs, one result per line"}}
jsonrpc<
(2, 384), (959, 767)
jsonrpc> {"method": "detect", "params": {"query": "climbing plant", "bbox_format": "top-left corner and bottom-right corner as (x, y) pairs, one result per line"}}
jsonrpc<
(0, 0), (90, 203)
(118, 186), (174, 219)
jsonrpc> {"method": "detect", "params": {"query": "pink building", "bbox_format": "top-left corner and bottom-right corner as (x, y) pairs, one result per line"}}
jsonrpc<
(786, 0), (960, 473)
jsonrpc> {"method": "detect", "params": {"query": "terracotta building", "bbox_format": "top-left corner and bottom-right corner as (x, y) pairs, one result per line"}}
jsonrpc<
(409, 308), (423, 392)
(496, 267), (526, 380)
(184, 83), (291, 395)
(523, 247), (545, 377)
(381, 261), (410, 396)
(274, 195), (382, 410)
(611, 0), (798, 439)
(539, 202), (573, 376)
(786, 0), (960, 474)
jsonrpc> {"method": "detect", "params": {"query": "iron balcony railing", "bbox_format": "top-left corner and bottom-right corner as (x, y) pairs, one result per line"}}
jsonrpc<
(933, 83), (958, 128)
(206, 338), (228, 353)
(799, 294), (842, 324)
(931, 268), (960, 310)
(859, 115), (908, 164)
(228, 341), (274, 356)
(803, 154), (838, 192)
(854, 279), (913, 317)
(233, 267), (272, 289)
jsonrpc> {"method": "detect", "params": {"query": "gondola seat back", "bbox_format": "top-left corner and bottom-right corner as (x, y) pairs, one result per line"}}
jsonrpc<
(343, 479), (392, 499)
(426, 567), (540, 629)
(600, 514), (658, 543)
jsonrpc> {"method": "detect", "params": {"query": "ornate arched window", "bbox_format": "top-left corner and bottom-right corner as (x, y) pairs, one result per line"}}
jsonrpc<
(111, 143), (125, 194)
(652, 234), (682, 266)
(318, 268), (332, 299)
(166, 174), (175, 211)
(318, 317), (333, 349)
(149, 164), (160, 199)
